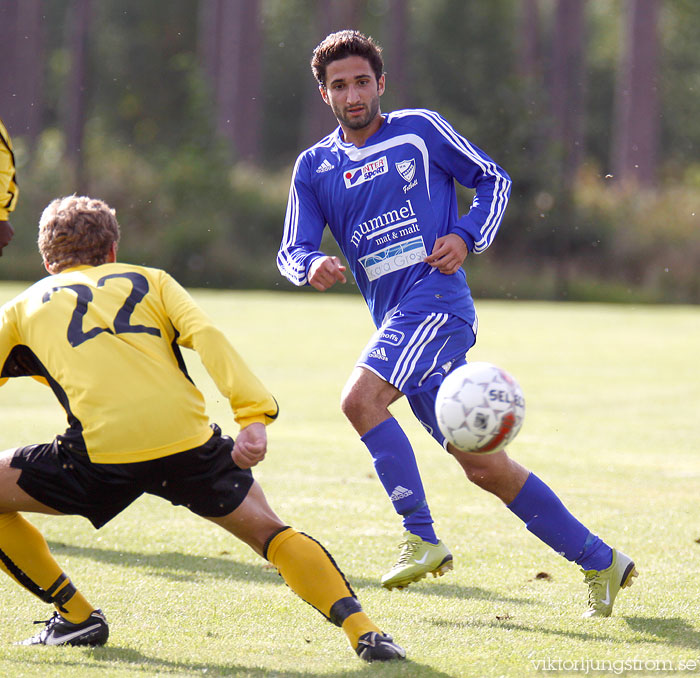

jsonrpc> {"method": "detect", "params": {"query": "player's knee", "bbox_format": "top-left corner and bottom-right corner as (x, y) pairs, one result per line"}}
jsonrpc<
(455, 451), (507, 493)
(464, 464), (501, 492)
(457, 450), (528, 503)
(340, 388), (364, 424)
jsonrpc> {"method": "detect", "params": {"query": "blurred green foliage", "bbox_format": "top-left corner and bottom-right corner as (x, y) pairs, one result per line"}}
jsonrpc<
(2, 0), (699, 303)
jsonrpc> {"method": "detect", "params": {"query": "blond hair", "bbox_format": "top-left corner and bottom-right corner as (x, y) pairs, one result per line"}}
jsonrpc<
(38, 196), (120, 272)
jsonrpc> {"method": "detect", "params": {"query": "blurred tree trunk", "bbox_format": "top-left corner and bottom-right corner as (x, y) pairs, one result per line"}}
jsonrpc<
(301, 0), (367, 148)
(64, 0), (92, 192)
(387, 0), (409, 108)
(549, 0), (586, 300)
(517, 0), (540, 82)
(550, 0), (586, 186)
(324, 0), (366, 36)
(198, 0), (262, 164)
(198, 0), (220, 98)
(0, 0), (44, 144)
(237, 0), (262, 163)
(612, 0), (660, 188)
(517, 0), (545, 160)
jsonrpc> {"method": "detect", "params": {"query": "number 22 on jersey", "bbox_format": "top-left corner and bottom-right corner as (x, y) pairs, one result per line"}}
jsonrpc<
(42, 271), (161, 348)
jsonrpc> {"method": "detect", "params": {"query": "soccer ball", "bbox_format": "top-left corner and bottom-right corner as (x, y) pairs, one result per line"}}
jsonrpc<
(435, 361), (525, 453)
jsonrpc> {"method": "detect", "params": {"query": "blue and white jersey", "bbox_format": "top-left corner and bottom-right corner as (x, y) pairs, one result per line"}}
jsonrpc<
(277, 108), (511, 328)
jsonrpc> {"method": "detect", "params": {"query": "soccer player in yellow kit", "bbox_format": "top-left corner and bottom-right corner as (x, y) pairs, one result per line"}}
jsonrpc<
(0, 118), (20, 255)
(0, 195), (404, 661)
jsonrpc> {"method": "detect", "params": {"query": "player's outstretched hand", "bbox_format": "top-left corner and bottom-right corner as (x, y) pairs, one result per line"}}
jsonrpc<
(232, 422), (268, 469)
(424, 233), (467, 275)
(308, 255), (347, 291)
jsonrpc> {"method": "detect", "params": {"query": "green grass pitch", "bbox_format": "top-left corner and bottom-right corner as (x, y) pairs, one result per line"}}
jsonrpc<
(0, 283), (699, 677)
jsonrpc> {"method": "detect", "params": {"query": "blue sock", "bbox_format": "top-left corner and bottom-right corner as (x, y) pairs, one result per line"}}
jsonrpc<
(577, 532), (613, 571)
(507, 473), (612, 570)
(361, 418), (438, 544)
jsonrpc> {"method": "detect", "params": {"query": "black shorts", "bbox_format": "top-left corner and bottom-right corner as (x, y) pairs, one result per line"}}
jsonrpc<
(10, 425), (254, 529)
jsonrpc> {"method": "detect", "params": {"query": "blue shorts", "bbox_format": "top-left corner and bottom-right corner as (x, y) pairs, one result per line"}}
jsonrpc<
(357, 310), (476, 446)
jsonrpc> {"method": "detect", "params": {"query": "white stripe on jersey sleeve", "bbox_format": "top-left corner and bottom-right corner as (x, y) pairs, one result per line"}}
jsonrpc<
(388, 109), (510, 254)
(277, 155), (311, 285)
(278, 136), (338, 285)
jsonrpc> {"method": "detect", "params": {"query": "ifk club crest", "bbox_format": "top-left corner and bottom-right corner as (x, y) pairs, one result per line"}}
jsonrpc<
(395, 158), (416, 183)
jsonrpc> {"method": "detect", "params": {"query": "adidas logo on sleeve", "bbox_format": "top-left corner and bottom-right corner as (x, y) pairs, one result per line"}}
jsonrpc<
(315, 159), (334, 173)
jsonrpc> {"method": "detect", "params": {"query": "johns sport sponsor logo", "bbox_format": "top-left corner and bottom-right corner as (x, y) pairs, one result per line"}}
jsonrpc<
(358, 236), (427, 281)
(343, 156), (388, 188)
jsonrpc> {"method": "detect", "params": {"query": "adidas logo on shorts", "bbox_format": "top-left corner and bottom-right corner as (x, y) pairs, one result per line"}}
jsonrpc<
(368, 346), (389, 361)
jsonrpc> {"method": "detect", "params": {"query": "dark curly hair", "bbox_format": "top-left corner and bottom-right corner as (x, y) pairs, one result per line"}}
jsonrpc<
(311, 30), (384, 87)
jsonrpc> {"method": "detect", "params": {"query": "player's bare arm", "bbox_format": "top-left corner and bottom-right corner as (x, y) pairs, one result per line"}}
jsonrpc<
(424, 233), (468, 275)
(232, 422), (268, 469)
(308, 255), (347, 291)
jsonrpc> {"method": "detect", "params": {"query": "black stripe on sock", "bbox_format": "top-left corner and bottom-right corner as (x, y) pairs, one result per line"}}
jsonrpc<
(45, 572), (68, 597)
(50, 576), (77, 613)
(299, 531), (357, 600)
(329, 596), (363, 627)
(0, 547), (55, 603)
(262, 525), (292, 561)
(399, 498), (428, 517)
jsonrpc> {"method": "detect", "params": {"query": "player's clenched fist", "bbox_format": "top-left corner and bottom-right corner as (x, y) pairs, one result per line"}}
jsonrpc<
(308, 255), (347, 291)
(232, 422), (268, 469)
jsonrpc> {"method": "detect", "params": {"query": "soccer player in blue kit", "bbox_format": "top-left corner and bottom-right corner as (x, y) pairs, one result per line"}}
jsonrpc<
(278, 30), (637, 617)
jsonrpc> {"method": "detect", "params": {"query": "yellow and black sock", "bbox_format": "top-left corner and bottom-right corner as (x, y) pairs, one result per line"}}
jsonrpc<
(0, 512), (94, 623)
(264, 526), (381, 649)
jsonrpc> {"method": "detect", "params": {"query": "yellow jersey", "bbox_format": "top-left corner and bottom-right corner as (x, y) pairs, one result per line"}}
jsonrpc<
(0, 263), (278, 463)
(0, 119), (19, 220)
